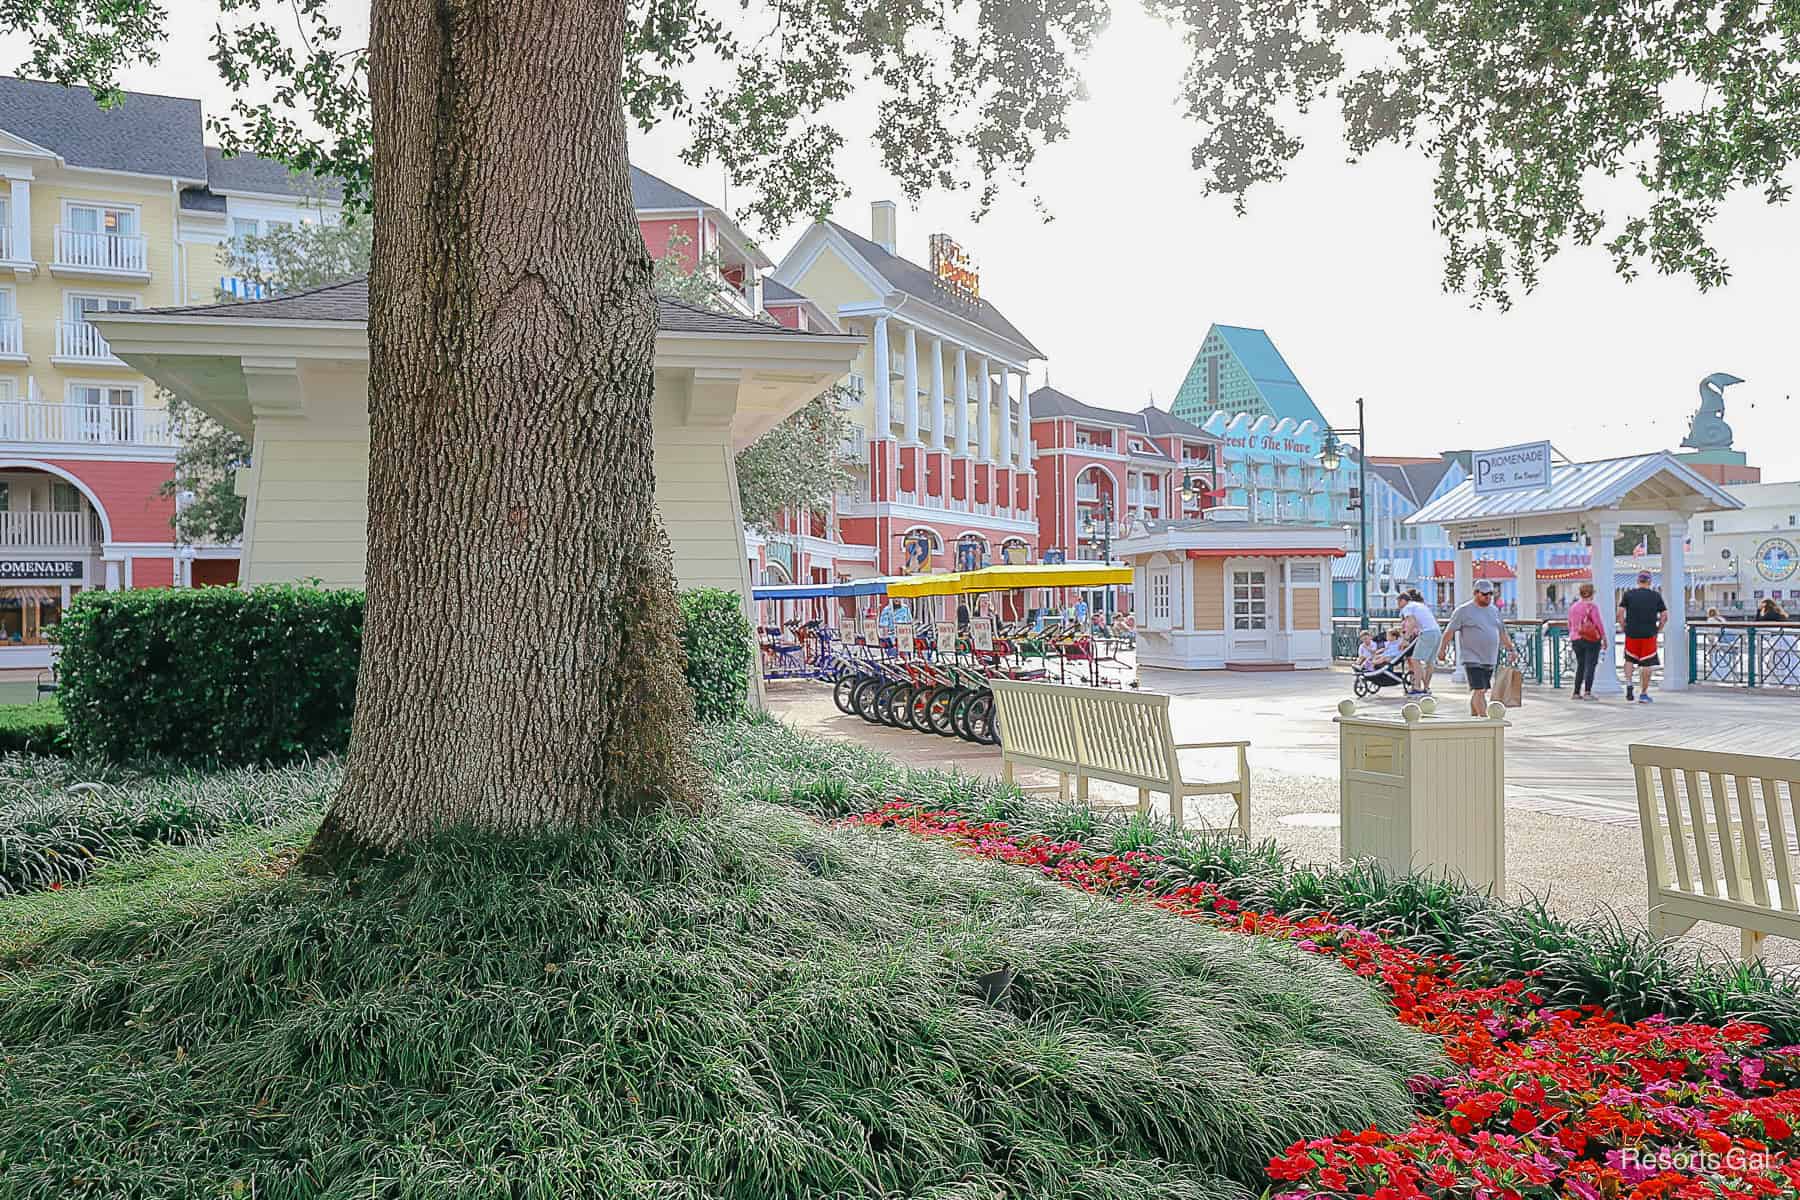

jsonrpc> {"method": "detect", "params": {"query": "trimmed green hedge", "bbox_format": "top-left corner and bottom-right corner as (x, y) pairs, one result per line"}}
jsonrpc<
(53, 585), (362, 766)
(54, 583), (754, 766)
(0, 701), (66, 757)
(678, 586), (754, 721)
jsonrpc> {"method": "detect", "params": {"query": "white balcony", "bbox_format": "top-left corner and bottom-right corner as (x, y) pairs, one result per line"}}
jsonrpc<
(0, 315), (21, 360)
(53, 320), (125, 365)
(0, 509), (102, 548)
(52, 227), (149, 278)
(0, 401), (174, 447)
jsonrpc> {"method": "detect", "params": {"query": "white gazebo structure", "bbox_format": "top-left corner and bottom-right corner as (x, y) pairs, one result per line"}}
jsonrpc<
(1407, 451), (1742, 694)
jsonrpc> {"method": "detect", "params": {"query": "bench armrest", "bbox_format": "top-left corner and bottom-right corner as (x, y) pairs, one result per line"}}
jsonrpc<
(1175, 740), (1251, 751)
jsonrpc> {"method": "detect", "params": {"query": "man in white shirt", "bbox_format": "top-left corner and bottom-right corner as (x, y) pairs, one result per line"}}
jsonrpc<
(1398, 588), (1441, 696)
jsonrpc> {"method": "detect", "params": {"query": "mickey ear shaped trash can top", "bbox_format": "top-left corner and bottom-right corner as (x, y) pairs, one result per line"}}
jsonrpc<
(1334, 698), (1509, 895)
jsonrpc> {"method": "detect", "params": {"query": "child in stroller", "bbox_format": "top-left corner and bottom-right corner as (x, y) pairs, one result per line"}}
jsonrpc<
(1353, 627), (1414, 698)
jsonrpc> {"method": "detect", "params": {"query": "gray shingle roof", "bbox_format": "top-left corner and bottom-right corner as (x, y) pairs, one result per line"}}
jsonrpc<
(825, 221), (1044, 358)
(179, 187), (226, 214)
(1031, 388), (1223, 447)
(1368, 457), (1456, 506)
(0, 75), (207, 180)
(761, 277), (805, 304)
(1134, 405), (1221, 443)
(204, 145), (342, 201)
(629, 165), (710, 211)
(127, 276), (834, 337)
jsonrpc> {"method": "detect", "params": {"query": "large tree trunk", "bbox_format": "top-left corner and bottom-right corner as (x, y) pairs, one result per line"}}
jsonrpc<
(313, 0), (701, 854)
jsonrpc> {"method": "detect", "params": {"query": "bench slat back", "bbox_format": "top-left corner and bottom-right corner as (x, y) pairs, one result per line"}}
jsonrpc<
(1631, 744), (1800, 913)
(989, 678), (1176, 789)
(1064, 687), (1177, 785)
(988, 677), (1083, 773)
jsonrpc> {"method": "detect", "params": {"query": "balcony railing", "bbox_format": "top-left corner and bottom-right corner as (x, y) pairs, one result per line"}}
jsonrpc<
(0, 510), (102, 548)
(53, 227), (149, 274)
(0, 315), (20, 357)
(0, 401), (174, 446)
(53, 320), (123, 364)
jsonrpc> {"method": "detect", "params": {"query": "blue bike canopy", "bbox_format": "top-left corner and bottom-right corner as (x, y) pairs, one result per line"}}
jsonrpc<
(751, 578), (893, 602)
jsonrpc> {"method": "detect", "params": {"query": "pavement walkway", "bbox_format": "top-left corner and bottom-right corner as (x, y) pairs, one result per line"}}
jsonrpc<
(766, 667), (1800, 968)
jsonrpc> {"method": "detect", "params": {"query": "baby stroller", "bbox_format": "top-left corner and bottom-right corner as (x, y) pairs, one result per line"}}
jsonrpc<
(1352, 641), (1414, 698)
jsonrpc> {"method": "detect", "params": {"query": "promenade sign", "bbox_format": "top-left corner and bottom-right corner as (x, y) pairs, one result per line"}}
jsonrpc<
(1472, 441), (1553, 495)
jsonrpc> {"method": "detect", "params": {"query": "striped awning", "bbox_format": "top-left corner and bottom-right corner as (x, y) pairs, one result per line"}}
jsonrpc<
(1332, 552), (1363, 581)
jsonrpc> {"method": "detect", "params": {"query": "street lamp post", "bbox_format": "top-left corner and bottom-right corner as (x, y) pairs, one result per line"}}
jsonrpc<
(1083, 497), (1116, 621)
(1318, 396), (1368, 621)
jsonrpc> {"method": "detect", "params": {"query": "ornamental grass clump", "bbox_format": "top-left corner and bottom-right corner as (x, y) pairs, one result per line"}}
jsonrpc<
(0, 799), (1433, 1199)
(0, 756), (334, 895)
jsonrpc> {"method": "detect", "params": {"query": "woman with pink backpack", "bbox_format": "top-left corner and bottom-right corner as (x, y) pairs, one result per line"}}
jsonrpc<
(1566, 582), (1606, 699)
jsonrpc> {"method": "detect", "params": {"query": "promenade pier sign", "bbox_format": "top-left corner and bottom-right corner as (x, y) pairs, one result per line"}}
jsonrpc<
(1472, 442), (1553, 495)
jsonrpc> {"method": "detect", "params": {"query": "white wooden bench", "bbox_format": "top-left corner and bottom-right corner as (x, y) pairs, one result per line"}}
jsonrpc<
(987, 677), (1250, 836)
(1631, 743), (1800, 961)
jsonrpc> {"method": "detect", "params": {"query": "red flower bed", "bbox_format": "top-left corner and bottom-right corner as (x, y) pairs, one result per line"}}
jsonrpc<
(846, 801), (1800, 1200)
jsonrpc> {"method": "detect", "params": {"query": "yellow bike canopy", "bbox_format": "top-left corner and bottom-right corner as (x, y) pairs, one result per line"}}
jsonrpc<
(886, 562), (1132, 599)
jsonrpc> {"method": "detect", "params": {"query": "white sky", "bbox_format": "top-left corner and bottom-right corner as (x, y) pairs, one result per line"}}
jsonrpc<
(13, 4), (1796, 478)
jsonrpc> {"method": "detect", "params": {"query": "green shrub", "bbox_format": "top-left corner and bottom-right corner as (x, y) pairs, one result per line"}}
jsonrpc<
(0, 799), (1430, 1198)
(52, 584), (753, 765)
(677, 585), (754, 721)
(0, 701), (65, 756)
(52, 585), (362, 766)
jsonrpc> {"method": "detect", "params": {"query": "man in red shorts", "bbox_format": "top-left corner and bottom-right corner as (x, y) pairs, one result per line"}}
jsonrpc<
(1617, 569), (1668, 703)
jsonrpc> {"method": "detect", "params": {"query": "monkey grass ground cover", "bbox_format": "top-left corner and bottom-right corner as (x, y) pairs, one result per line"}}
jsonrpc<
(0, 770), (1430, 1198)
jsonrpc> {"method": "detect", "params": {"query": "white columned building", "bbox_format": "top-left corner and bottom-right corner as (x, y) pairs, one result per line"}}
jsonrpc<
(976, 356), (992, 462)
(901, 324), (919, 444)
(928, 336), (945, 450)
(871, 315), (891, 434)
(1408, 451), (1741, 698)
(953, 349), (970, 456)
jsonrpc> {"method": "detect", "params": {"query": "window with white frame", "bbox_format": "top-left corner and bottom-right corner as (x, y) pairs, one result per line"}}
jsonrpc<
(1150, 569), (1171, 625)
(0, 377), (14, 403)
(66, 202), (138, 237)
(51, 480), (83, 512)
(1232, 569), (1268, 630)
(67, 293), (136, 324)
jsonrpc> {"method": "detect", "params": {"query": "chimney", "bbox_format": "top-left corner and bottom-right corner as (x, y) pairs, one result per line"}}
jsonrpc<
(870, 200), (897, 254)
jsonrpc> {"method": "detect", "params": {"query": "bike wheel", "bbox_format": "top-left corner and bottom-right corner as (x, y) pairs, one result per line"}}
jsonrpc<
(886, 684), (916, 728)
(852, 678), (882, 721)
(926, 687), (959, 736)
(965, 693), (996, 744)
(909, 687), (935, 730)
(950, 691), (976, 741)
(833, 673), (859, 714)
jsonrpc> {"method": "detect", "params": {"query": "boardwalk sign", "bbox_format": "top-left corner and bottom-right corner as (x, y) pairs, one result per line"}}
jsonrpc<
(1472, 441), (1553, 496)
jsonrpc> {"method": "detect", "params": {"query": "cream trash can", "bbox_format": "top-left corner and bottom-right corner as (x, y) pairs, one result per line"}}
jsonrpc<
(1334, 698), (1509, 894)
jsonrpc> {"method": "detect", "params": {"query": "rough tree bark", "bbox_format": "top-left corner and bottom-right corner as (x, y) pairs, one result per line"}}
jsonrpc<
(310, 0), (701, 855)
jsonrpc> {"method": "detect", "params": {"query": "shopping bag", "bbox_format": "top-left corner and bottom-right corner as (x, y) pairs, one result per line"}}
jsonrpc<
(1492, 664), (1523, 708)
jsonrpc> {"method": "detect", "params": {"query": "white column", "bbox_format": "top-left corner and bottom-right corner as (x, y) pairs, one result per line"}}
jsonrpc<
(5, 178), (29, 263)
(1015, 369), (1031, 469)
(1662, 518), (1689, 691)
(104, 558), (122, 591)
(1451, 546), (1474, 683)
(928, 336), (945, 450)
(997, 370), (1013, 465)
(953, 349), (970, 456)
(902, 325), (919, 444)
(976, 356), (992, 461)
(1590, 520), (1624, 696)
(871, 316), (891, 436)
(1517, 545), (1539, 620)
